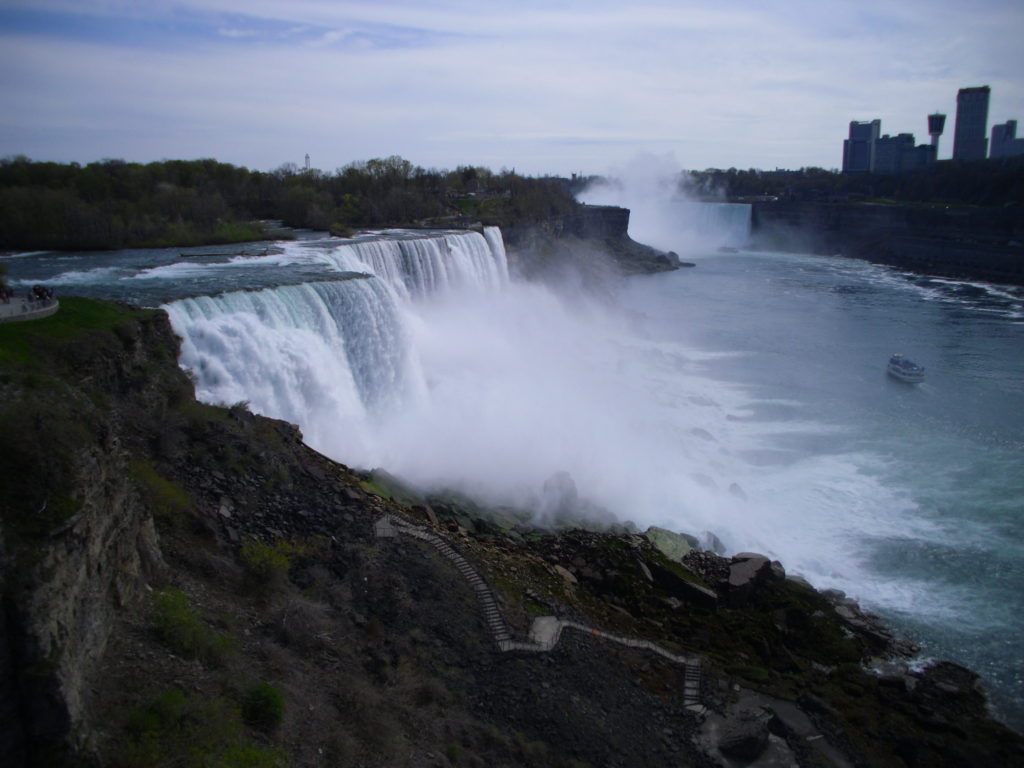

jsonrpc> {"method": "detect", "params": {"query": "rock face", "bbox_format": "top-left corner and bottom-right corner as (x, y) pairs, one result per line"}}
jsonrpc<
(0, 309), (179, 763)
(504, 204), (681, 278)
(750, 201), (1024, 285)
(3, 444), (165, 760)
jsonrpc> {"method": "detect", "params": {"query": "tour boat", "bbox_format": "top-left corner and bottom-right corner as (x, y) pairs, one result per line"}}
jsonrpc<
(888, 354), (925, 383)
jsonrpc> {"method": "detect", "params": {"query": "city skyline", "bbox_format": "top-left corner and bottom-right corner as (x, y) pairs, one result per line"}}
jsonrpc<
(1, 0), (1023, 176)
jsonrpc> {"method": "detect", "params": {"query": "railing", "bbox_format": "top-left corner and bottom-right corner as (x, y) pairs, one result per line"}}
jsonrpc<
(375, 512), (704, 711)
(0, 298), (60, 324)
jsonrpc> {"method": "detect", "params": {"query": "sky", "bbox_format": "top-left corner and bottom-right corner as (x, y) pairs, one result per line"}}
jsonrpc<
(1, 0), (1022, 177)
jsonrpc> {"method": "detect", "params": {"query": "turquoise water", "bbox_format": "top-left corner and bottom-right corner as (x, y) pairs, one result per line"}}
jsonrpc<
(620, 252), (1024, 729)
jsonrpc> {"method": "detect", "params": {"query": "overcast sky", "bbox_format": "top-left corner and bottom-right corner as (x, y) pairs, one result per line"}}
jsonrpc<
(1, 0), (1022, 176)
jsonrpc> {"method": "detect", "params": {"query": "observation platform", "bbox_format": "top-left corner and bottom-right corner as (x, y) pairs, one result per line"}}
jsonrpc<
(0, 298), (60, 324)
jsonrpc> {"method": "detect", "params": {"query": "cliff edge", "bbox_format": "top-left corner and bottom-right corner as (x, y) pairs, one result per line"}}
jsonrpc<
(750, 201), (1024, 285)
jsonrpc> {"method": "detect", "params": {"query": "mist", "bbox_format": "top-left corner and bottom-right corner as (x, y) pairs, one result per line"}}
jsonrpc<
(167, 202), (880, 586)
(577, 152), (750, 255)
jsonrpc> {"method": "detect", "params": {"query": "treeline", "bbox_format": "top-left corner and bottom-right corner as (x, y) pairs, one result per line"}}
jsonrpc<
(0, 155), (579, 251)
(685, 156), (1024, 207)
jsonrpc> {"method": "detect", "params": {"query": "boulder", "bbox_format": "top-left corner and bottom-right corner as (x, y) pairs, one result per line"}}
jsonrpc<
(643, 525), (697, 562)
(727, 553), (772, 606)
(409, 504), (438, 526)
(553, 565), (578, 585)
(717, 706), (770, 761)
(646, 561), (719, 611)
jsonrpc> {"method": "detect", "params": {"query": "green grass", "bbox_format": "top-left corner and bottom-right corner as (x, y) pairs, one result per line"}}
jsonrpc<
(0, 296), (149, 369)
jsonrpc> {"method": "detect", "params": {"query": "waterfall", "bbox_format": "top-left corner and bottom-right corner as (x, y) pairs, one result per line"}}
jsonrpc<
(164, 228), (506, 460)
(674, 202), (752, 249)
(317, 227), (508, 301)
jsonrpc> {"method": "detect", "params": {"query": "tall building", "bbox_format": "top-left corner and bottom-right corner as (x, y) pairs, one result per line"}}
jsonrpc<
(928, 113), (946, 153)
(990, 120), (1024, 158)
(873, 133), (936, 174)
(843, 119), (880, 173)
(952, 86), (990, 161)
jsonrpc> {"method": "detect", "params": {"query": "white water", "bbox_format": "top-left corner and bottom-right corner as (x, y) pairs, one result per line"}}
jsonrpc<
(160, 219), (1024, 729)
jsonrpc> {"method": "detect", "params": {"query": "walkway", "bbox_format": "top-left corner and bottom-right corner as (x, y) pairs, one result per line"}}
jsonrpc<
(0, 298), (59, 324)
(374, 513), (704, 711)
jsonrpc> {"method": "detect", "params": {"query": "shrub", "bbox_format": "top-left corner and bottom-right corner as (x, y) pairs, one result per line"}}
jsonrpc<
(240, 536), (327, 589)
(131, 460), (191, 526)
(152, 588), (235, 665)
(241, 681), (284, 731)
(117, 689), (287, 768)
(240, 539), (291, 587)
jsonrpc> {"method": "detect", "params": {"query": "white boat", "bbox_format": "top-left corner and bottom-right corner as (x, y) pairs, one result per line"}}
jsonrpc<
(888, 354), (925, 383)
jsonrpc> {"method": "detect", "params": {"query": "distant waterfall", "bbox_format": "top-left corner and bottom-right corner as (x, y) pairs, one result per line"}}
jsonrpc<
(675, 202), (752, 249)
(164, 228), (506, 459)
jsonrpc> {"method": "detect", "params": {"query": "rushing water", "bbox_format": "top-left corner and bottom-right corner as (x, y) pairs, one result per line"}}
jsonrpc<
(619, 252), (1024, 730)
(4, 220), (1022, 730)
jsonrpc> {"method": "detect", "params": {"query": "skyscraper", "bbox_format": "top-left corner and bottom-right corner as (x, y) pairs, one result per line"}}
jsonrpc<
(952, 86), (990, 161)
(842, 119), (880, 172)
(990, 120), (1024, 158)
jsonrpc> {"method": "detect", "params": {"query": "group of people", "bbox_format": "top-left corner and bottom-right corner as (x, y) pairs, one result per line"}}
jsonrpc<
(25, 284), (55, 305)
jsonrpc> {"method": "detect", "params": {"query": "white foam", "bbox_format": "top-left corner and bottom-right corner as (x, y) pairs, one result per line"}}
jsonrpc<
(15, 266), (125, 285)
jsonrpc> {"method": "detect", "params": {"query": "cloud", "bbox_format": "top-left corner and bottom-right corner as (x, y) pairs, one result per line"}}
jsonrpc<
(1, 0), (1022, 173)
(217, 27), (256, 39)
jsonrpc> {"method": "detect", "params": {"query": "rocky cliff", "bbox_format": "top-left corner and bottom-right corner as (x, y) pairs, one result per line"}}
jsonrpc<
(502, 204), (683, 279)
(750, 202), (1024, 284)
(1, 299), (1021, 768)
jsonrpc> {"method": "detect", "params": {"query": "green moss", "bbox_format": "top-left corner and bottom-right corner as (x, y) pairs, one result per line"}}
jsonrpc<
(646, 548), (709, 587)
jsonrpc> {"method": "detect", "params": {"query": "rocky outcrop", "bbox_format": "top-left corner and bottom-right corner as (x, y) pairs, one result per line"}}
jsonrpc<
(504, 204), (682, 278)
(750, 201), (1024, 284)
(0, 309), (182, 763)
(727, 552), (785, 606)
(643, 526), (697, 562)
(1, 441), (164, 762)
